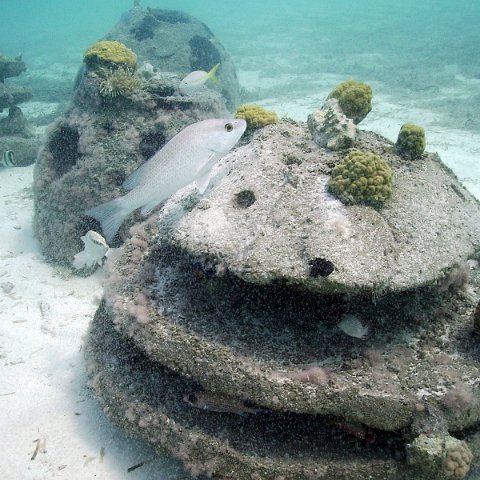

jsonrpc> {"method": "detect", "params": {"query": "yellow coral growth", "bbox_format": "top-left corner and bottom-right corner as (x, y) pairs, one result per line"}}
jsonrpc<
(328, 80), (372, 124)
(444, 438), (473, 479)
(329, 150), (393, 206)
(84, 40), (137, 72)
(395, 123), (426, 159)
(235, 104), (278, 130)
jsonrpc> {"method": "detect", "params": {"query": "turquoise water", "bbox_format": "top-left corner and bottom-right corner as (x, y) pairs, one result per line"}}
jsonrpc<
(2, 0), (480, 159)
(2, 1), (480, 132)
(2, 1), (480, 129)
(2, 2), (480, 479)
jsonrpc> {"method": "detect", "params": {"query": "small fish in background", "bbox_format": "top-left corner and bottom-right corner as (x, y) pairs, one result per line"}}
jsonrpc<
(1, 151), (17, 167)
(72, 230), (109, 270)
(184, 391), (265, 416)
(85, 118), (246, 243)
(179, 63), (221, 95)
(336, 421), (377, 443)
(337, 313), (370, 339)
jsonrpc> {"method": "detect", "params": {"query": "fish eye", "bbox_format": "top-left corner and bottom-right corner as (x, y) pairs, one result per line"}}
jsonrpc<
(224, 122), (234, 132)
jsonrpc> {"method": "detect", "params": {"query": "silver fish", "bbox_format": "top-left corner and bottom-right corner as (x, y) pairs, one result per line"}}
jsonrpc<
(1, 151), (17, 167)
(86, 118), (246, 242)
(184, 391), (263, 416)
(179, 63), (220, 95)
(337, 313), (369, 339)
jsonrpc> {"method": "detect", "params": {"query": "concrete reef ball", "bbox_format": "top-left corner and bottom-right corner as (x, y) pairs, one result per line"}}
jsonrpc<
(329, 149), (393, 206)
(396, 122), (427, 160)
(327, 79), (373, 124)
(83, 40), (138, 72)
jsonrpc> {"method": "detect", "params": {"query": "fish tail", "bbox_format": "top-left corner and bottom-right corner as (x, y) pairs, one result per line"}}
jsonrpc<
(85, 197), (129, 243)
(207, 63), (221, 84)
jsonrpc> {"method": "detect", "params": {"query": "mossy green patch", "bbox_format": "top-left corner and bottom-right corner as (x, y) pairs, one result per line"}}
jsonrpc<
(235, 104), (278, 130)
(327, 80), (373, 124)
(329, 150), (393, 206)
(84, 40), (137, 72)
(395, 123), (426, 159)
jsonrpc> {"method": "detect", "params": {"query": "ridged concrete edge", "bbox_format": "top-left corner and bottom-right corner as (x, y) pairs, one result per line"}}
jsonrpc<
(85, 305), (413, 480)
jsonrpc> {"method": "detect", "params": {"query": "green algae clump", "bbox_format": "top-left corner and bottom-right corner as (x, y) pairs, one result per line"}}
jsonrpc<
(395, 123), (426, 159)
(84, 40), (137, 72)
(327, 80), (373, 124)
(329, 150), (393, 206)
(235, 104), (278, 130)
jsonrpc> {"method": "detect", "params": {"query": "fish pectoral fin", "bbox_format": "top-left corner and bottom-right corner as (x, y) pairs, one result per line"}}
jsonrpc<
(195, 170), (212, 194)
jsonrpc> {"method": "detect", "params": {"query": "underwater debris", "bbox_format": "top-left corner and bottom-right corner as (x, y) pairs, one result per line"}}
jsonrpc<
(72, 230), (109, 270)
(30, 438), (46, 461)
(30, 439), (41, 461)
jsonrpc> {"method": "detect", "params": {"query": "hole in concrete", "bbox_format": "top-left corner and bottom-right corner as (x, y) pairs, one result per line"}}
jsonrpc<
(234, 190), (256, 209)
(189, 35), (221, 71)
(47, 124), (80, 176)
(139, 129), (167, 160)
(309, 258), (335, 277)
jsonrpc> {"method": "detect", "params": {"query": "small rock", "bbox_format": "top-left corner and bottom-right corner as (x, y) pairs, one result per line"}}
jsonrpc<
(307, 98), (357, 150)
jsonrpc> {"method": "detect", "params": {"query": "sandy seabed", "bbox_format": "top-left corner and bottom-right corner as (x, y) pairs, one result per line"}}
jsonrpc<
(0, 165), (186, 479)
(1, 95), (479, 479)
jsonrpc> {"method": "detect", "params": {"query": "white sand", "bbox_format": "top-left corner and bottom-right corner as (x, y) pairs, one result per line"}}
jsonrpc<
(1, 87), (479, 479)
(0, 166), (185, 479)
